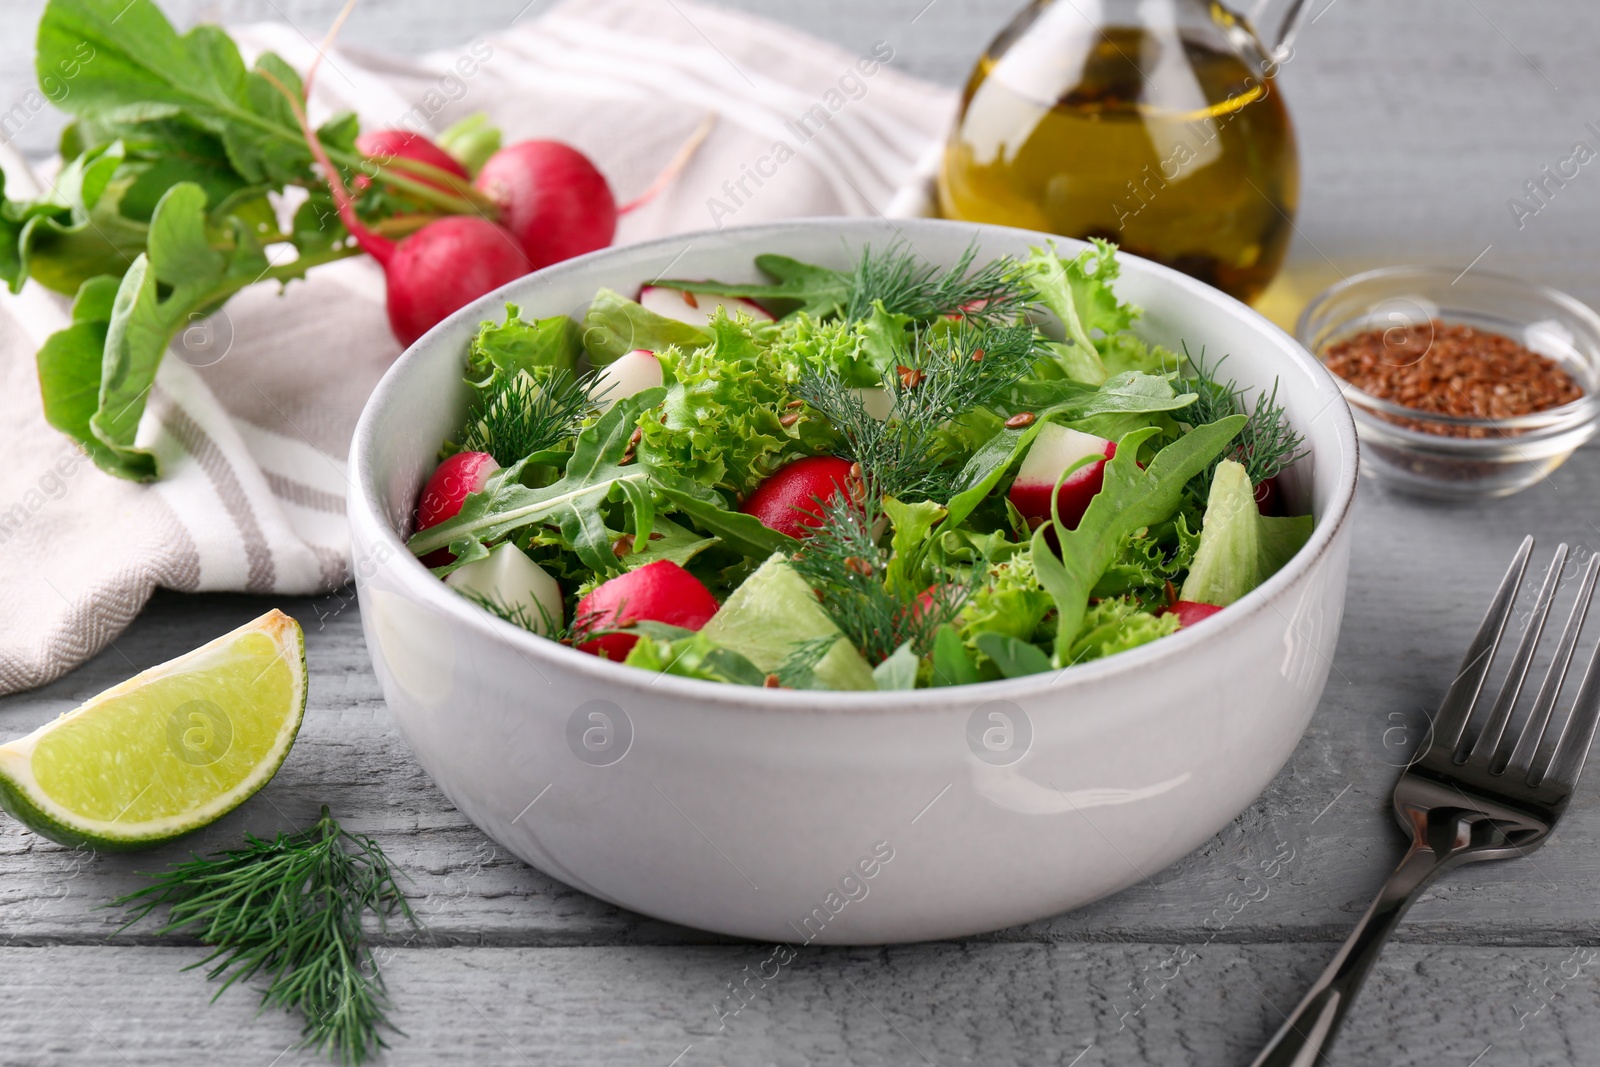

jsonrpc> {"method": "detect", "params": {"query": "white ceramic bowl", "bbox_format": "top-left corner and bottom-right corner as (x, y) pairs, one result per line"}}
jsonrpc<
(349, 218), (1358, 944)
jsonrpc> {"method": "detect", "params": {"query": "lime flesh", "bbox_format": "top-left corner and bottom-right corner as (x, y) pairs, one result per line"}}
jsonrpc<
(0, 610), (306, 850)
(702, 552), (876, 690)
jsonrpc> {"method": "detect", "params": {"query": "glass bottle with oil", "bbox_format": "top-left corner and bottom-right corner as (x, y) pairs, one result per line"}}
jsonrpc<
(939, 0), (1309, 305)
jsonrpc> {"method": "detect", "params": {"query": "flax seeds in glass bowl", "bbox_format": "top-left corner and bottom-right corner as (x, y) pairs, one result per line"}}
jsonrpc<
(1297, 266), (1600, 498)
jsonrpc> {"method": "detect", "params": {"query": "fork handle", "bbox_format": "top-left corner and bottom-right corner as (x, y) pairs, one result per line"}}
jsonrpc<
(1248, 840), (1453, 1067)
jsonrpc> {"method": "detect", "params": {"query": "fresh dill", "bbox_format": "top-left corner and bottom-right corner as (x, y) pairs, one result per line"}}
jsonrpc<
(458, 588), (563, 638)
(843, 242), (1029, 325)
(789, 490), (975, 665)
(113, 808), (417, 1066)
(459, 369), (591, 467)
(1180, 347), (1307, 485)
(795, 322), (1036, 501)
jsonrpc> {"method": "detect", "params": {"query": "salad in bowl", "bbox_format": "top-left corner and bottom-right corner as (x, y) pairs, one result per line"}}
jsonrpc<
(405, 239), (1313, 690)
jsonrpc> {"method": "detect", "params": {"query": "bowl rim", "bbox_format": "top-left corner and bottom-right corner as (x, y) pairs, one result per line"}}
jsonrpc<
(1295, 264), (1600, 437)
(348, 217), (1360, 713)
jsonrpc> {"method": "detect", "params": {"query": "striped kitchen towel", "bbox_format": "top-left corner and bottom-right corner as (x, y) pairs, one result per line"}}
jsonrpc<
(0, 0), (956, 695)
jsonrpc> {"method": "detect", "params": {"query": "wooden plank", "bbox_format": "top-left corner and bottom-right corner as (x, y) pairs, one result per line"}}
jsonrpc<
(3, 941), (1599, 1066)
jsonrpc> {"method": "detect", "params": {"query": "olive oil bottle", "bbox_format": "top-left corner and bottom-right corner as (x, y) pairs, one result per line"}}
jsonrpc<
(939, 0), (1300, 305)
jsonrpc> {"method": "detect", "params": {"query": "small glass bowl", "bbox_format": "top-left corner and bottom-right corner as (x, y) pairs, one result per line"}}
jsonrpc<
(1296, 266), (1600, 499)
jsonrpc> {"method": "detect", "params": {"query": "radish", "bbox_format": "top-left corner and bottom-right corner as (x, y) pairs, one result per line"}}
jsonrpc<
(417, 451), (499, 530)
(591, 349), (663, 412)
(415, 451), (499, 567)
(475, 141), (618, 270)
(638, 285), (775, 328)
(446, 543), (564, 636)
(575, 560), (720, 660)
(278, 80), (532, 347)
(1255, 475), (1283, 516)
(1009, 424), (1117, 531)
(353, 129), (470, 193)
(742, 456), (857, 540)
(1165, 601), (1224, 628)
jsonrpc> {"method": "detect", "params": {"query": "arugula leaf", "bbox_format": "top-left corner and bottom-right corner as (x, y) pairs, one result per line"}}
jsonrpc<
(1180, 459), (1314, 607)
(974, 632), (1053, 679)
(930, 625), (982, 687)
(408, 388), (668, 573)
(580, 288), (711, 365)
(653, 484), (799, 559)
(1031, 416), (1246, 662)
(943, 371), (1198, 529)
(624, 628), (770, 686)
(617, 515), (718, 571)
(662, 254), (851, 319)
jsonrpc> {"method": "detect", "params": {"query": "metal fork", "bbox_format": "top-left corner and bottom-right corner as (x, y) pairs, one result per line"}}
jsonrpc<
(1251, 536), (1600, 1067)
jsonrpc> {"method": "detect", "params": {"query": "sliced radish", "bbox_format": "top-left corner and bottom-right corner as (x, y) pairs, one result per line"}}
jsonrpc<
(1008, 424), (1117, 531)
(1254, 475), (1283, 516)
(850, 387), (893, 422)
(741, 455), (857, 540)
(1165, 601), (1224, 628)
(575, 560), (720, 661)
(447, 543), (564, 636)
(415, 451), (499, 567)
(638, 285), (775, 328)
(591, 349), (664, 412)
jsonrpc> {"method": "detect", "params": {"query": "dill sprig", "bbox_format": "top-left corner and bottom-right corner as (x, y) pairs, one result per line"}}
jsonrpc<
(789, 489), (975, 665)
(113, 808), (417, 1066)
(796, 322), (1036, 501)
(459, 369), (592, 467)
(1180, 347), (1307, 485)
(458, 588), (563, 638)
(844, 242), (1028, 325)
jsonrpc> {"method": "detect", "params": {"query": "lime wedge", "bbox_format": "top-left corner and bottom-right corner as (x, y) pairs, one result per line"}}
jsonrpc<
(0, 610), (306, 850)
(702, 552), (876, 690)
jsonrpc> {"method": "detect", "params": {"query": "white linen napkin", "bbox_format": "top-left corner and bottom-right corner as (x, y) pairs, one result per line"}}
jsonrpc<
(0, 0), (957, 695)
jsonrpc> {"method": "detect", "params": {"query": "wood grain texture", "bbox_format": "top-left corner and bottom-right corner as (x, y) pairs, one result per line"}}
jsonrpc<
(4, 942), (1600, 1066)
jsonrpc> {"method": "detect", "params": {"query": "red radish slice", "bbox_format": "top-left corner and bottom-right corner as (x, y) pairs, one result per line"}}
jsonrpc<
(591, 349), (663, 412)
(1008, 424), (1117, 531)
(1165, 601), (1224, 628)
(575, 560), (720, 660)
(1254, 475), (1283, 516)
(741, 455), (857, 540)
(446, 543), (564, 636)
(638, 285), (775, 327)
(353, 129), (470, 192)
(475, 140), (618, 269)
(416, 451), (499, 567)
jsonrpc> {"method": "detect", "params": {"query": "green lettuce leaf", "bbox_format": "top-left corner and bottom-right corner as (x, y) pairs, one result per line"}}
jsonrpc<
(1065, 598), (1181, 666)
(580, 288), (710, 365)
(637, 310), (840, 496)
(623, 627), (769, 686)
(1181, 459), (1314, 607)
(1016, 240), (1140, 385)
(466, 304), (580, 389)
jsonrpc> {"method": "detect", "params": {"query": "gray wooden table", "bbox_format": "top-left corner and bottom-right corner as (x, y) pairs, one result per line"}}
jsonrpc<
(7, 1), (1600, 1064)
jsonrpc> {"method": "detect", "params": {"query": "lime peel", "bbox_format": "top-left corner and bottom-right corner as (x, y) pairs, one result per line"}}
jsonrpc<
(0, 610), (306, 851)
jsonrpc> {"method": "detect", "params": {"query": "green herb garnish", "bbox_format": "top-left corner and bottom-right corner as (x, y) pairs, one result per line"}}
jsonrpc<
(112, 807), (417, 1066)
(458, 369), (592, 467)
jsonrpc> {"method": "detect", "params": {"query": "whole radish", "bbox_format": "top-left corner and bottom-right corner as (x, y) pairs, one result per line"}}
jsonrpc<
(742, 456), (858, 540)
(353, 129), (470, 192)
(475, 140), (618, 269)
(575, 561), (720, 661)
(282, 90), (531, 346)
(383, 218), (530, 346)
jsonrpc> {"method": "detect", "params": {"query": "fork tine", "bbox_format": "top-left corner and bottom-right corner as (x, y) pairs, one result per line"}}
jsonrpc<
(1541, 588), (1600, 791)
(1468, 543), (1569, 761)
(1506, 553), (1600, 777)
(1432, 536), (1533, 755)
